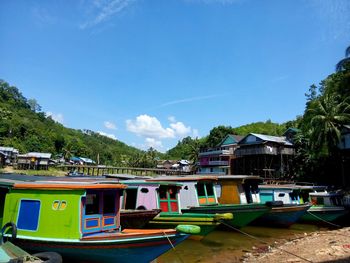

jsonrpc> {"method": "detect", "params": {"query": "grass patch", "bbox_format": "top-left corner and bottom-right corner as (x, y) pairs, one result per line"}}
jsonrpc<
(0, 167), (66, 177)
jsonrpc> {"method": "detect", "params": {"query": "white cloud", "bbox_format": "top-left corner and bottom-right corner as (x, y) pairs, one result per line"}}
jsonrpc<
(126, 114), (199, 151)
(80, 0), (135, 29)
(170, 122), (192, 137)
(168, 116), (176, 123)
(104, 121), (117, 130)
(46, 112), (64, 124)
(126, 115), (175, 139)
(145, 138), (163, 149)
(97, 131), (117, 140)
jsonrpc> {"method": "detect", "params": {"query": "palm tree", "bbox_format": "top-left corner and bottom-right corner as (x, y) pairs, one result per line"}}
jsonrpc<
(307, 93), (350, 155)
(336, 45), (350, 72)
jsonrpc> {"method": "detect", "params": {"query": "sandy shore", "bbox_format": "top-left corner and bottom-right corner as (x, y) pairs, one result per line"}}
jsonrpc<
(243, 227), (350, 262)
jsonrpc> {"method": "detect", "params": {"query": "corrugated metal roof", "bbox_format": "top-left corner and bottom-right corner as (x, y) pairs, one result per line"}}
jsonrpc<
(17, 152), (52, 158)
(248, 133), (293, 146)
(0, 146), (18, 153)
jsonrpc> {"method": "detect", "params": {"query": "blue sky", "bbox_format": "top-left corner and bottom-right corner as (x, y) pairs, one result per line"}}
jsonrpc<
(1, 0), (350, 152)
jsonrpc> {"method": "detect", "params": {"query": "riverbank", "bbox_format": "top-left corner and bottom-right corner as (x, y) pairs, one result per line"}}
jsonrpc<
(243, 227), (350, 262)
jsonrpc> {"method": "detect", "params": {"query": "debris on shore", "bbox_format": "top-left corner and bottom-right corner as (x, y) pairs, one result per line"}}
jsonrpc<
(243, 227), (350, 263)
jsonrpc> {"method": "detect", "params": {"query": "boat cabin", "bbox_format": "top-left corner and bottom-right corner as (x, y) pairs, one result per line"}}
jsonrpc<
(122, 180), (183, 214)
(0, 176), (126, 240)
(147, 176), (219, 209)
(308, 191), (345, 207)
(215, 175), (262, 204)
(258, 184), (302, 204)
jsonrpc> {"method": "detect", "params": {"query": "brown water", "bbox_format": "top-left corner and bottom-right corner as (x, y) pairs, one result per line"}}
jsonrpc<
(156, 224), (325, 263)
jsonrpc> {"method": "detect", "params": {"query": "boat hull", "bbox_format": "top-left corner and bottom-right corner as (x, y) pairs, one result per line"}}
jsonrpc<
(13, 232), (188, 263)
(181, 204), (270, 228)
(299, 206), (348, 223)
(148, 213), (221, 238)
(120, 209), (161, 229)
(253, 204), (311, 227)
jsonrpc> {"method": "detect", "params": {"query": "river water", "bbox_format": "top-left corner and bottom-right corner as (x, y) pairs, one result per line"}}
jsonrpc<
(157, 224), (326, 263)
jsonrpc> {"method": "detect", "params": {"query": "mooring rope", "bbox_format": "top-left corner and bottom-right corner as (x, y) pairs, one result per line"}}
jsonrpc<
(219, 220), (313, 263)
(162, 231), (185, 263)
(305, 211), (342, 228)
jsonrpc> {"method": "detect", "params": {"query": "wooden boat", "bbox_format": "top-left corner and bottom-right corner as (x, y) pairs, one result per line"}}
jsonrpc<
(148, 176), (269, 228)
(254, 184), (312, 227)
(0, 174), (195, 263)
(259, 184), (348, 224)
(298, 188), (348, 223)
(121, 180), (233, 239)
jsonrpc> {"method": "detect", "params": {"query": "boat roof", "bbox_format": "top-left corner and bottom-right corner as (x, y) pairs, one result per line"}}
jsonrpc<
(106, 174), (152, 180)
(0, 173), (126, 190)
(147, 175), (218, 182)
(216, 175), (262, 181)
(122, 180), (183, 186)
(259, 184), (301, 190)
(12, 183), (126, 190)
(309, 191), (343, 197)
(259, 184), (327, 190)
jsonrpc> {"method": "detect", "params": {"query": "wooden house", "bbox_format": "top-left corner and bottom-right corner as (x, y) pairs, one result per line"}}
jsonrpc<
(232, 133), (295, 179)
(198, 134), (243, 175)
(0, 146), (19, 165)
(17, 152), (52, 170)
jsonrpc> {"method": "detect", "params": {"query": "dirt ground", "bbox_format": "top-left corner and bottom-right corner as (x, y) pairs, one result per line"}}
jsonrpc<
(243, 227), (350, 263)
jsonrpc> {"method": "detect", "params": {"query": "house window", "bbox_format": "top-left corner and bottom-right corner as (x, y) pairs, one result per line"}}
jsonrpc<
(17, 200), (40, 231)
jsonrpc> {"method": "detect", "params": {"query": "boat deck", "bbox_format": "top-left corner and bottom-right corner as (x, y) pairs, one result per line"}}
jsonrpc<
(80, 229), (177, 241)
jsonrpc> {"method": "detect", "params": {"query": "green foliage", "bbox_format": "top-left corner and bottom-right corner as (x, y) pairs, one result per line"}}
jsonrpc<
(166, 136), (202, 162)
(294, 45), (350, 185)
(204, 126), (236, 148)
(233, 120), (287, 137)
(0, 79), (143, 166)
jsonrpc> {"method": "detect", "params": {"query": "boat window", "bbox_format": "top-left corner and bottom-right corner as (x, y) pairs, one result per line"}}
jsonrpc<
(52, 200), (60, 210)
(159, 187), (167, 199)
(17, 200), (40, 231)
(278, 193), (285, 197)
(169, 186), (177, 199)
(86, 193), (100, 215)
(197, 183), (206, 196)
(124, 189), (137, 209)
(103, 192), (116, 214)
(290, 192), (298, 201)
(59, 201), (67, 210)
(317, 197), (324, 205)
(206, 184), (214, 196)
(158, 186), (178, 213)
(141, 188), (149, 193)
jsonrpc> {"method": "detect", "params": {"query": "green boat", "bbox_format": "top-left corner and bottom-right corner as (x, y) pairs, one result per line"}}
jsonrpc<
(147, 175), (270, 228)
(0, 174), (195, 263)
(121, 180), (233, 239)
(259, 184), (348, 225)
(298, 190), (348, 223)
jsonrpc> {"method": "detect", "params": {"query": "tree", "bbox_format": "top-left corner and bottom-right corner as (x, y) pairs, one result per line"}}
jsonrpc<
(205, 126), (235, 148)
(306, 93), (350, 155)
(336, 45), (350, 72)
(28, 98), (42, 112)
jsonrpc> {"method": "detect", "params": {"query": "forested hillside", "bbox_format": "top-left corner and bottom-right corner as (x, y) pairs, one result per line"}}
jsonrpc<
(0, 80), (143, 165)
